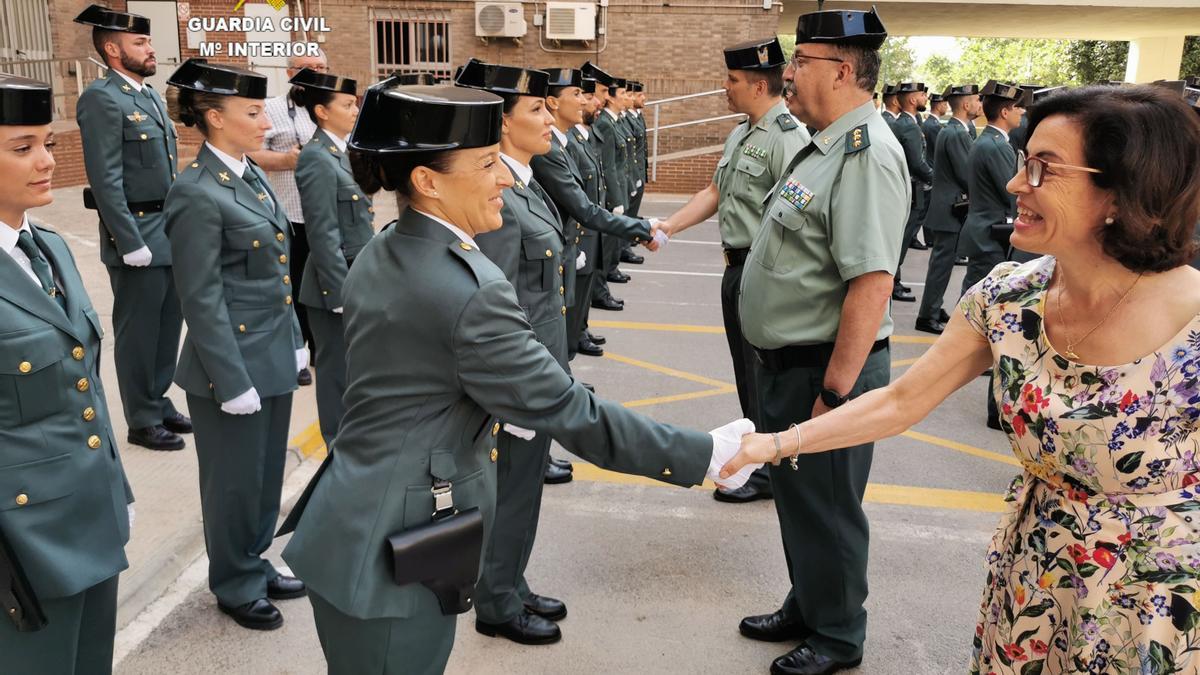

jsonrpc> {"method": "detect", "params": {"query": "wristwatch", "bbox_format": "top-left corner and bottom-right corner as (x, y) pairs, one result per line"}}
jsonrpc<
(820, 387), (850, 408)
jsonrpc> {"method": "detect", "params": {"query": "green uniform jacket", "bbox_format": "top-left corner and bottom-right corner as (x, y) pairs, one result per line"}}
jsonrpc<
(164, 146), (304, 402)
(592, 110), (630, 211)
(618, 115), (640, 200)
(281, 208), (711, 620)
(77, 75), (178, 267)
(565, 126), (605, 275)
(0, 222), (132, 599)
(477, 159), (569, 367)
(925, 118), (974, 234)
(921, 115), (942, 167)
(892, 112), (933, 186)
(295, 129), (375, 311)
(630, 112), (648, 189)
(881, 110), (899, 134)
(959, 126), (1017, 257)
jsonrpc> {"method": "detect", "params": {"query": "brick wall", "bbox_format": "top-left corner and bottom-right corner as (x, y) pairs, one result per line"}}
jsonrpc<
(650, 150), (721, 195)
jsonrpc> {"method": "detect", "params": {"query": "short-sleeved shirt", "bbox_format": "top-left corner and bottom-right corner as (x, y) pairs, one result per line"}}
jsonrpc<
(262, 93), (318, 223)
(739, 99), (911, 349)
(713, 100), (810, 249)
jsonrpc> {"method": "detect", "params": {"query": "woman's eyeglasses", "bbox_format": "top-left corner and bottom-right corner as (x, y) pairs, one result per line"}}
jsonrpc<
(1017, 150), (1102, 188)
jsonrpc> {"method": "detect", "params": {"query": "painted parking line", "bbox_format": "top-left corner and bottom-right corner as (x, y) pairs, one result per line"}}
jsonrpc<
(590, 319), (939, 345)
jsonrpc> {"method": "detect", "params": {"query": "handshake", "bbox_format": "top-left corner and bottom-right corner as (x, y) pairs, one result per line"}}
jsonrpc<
(706, 419), (804, 489)
(641, 218), (671, 253)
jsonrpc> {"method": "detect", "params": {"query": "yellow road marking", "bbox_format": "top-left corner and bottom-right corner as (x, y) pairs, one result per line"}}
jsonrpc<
(891, 357), (920, 368)
(603, 352), (734, 388)
(291, 422), (326, 459)
(590, 319), (939, 345)
(902, 429), (1021, 467)
(622, 386), (738, 409)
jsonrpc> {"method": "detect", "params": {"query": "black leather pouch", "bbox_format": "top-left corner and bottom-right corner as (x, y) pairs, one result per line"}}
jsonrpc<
(0, 525), (46, 632)
(952, 195), (969, 222)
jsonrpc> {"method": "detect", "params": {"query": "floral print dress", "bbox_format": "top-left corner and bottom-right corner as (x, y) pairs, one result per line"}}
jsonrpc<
(963, 257), (1200, 675)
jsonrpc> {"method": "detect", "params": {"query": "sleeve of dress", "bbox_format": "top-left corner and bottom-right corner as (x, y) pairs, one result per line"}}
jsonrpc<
(957, 260), (1023, 337)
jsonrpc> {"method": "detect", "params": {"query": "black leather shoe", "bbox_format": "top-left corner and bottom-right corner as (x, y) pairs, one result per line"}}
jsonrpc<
(955, 256), (969, 266)
(128, 425), (185, 451)
(606, 271), (630, 284)
(587, 331), (606, 345)
(620, 250), (644, 265)
(523, 593), (567, 621)
(739, 607), (810, 642)
(938, 309), (951, 323)
(914, 317), (945, 335)
(297, 367), (313, 386)
(549, 457), (574, 472)
(591, 297), (624, 311)
(908, 238), (929, 251)
(771, 645), (861, 675)
(544, 462), (573, 485)
(577, 337), (604, 357)
(162, 411), (193, 434)
(266, 574), (307, 600)
(891, 287), (916, 302)
(714, 483), (772, 503)
(476, 610), (562, 645)
(218, 598), (283, 631)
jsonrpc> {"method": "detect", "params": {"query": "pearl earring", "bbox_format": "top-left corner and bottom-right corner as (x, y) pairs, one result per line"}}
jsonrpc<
(1105, 216), (1115, 225)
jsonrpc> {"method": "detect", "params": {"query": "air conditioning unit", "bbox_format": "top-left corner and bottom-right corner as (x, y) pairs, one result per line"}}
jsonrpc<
(544, 2), (596, 41)
(475, 2), (527, 38)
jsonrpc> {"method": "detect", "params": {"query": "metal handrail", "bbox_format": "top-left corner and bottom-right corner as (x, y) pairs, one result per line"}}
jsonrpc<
(645, 88), (743, 181)
(647, 88), (726, 106)
(656, 113), (745, 132)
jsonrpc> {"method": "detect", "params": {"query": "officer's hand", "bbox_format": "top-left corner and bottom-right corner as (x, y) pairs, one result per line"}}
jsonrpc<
(123, 246), (152, 267)
(127, 504), (136, 530)
(575, 251), (586, 270)
(718, 432), (776, 481)
(332, 307), (344, 315)
(612, 205), (625, 216)
(707, 418), (760, 489)
(221, 387), (262, 415)
(295, 347), (310, 373)
(283, 147), (301, 170)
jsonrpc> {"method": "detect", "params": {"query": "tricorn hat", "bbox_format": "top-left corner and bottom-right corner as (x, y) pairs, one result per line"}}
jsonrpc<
(289, 68), (357, 96)
(580, 61), (614, 87)
(167, 59), (268, 99)
(896, 82), (925, 94)
(795, 8), (887, 50)
(455, 59), (549, 98)
(542, 68), (583, 90)
(581, 77), (597, 94)
(74, 4), (150, 34)
(882, 83), (898, 97)
(0, 73), (53, 126)
(942, 84), (979, 98)
(1031, 85), (1067, 104)
(980, 80), (1023, 102)
(1184, 87), (1200, 114)
(389, 72), (437, 86)
(724, 37), (786, 71)
(349, 80), (503, 154)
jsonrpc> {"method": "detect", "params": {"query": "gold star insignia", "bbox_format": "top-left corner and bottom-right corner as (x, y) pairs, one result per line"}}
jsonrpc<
(218, 171), (230, 182)
(258, 192), (267, 201)
(515, 181), (525, 190)
(853, 140), (863, 148)
(121, 84), (131, 92)
(329, 146), (338, 153)
(128, 111), (146, 123)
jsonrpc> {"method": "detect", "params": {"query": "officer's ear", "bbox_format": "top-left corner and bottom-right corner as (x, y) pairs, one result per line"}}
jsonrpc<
(203, 107), (224, 132)
(409, 166), (439, 200)
(314, 103), (330, 124)
(545, 96), (559, 114)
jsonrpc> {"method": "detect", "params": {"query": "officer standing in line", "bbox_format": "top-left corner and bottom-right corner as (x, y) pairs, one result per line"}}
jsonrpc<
(880, 83), (900, 128)
(916, 84), (980, 335)
(565, 77), (611, 353)
(617, 82), (646, 266)
(1007, 85), (1039, 154)
(74, 4), (191, 451)
(659, 37), (809, 504)
(891, 81), (932, 303)
(737, 8), (908, 674)
(0, 72), (135, 675)
(164, 59), (309, 631)
(921, 92), (947, 155)
(628, 81), (650, 218)
(581, 62), (630, 311)
(291, 68), (373, 451)
(597, 73), (636, 288)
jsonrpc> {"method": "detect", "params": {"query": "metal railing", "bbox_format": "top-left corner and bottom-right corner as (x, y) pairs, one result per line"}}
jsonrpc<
(646, 89), (747, 181)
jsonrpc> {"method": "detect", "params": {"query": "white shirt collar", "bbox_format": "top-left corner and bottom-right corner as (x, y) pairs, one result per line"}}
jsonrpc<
(0, 214), (31, 256)
(604, 108), (620, 121)
(206, 142), (248, 177)
(550, 126), (568, 148)
(326, 130), (348, 153)
(414, 209), (477, 248)
(904, 111), (919, 123)
(987, 124), (1009, 141)
(113, 69), (144, 92)
(499, 153), (533, 186)
(574, 124), (590, 140)
(955, 117), (973, 133)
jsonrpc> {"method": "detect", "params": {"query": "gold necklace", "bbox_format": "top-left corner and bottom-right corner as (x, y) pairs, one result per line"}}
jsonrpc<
(1054, 265), (1143, 360)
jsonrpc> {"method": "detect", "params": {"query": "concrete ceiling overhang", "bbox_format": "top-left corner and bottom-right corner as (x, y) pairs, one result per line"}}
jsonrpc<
(780, 1), (1200, 40)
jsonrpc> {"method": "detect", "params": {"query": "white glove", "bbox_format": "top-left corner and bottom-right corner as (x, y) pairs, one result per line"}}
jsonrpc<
(636, 180), (643, 188)
(576, 251), (586, 270)
(123, 246), (152, 267)
(706, 418), (760, 490)
(613, 205), (625, 215)
(332, 307), (344, 315)
(296, 347), (310, 373)
(221, 387), (262, 415)
(504, 424), (536, 441)
(127, 504), (136, 530)
(652, 228), (670, 251)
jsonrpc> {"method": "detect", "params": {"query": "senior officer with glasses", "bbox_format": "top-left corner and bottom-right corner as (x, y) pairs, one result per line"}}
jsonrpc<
(736, 8), (909, 674)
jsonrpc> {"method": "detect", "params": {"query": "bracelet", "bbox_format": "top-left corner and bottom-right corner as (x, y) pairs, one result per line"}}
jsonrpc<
(787, 424), (801, 471)
(771, 432), (783, 466)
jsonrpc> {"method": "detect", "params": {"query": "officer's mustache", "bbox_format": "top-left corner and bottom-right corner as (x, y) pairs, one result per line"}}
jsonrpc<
(783, 80), (797, 100)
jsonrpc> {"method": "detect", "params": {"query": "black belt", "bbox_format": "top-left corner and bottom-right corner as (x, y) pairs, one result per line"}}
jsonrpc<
(723, 247), (749, 267)
(754, 338), (889, 371)
(81, 187), (164, 214)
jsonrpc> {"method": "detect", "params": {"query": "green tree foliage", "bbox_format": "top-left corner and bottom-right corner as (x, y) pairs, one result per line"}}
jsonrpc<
(1182, 36), (1200, 78)
(776, 34), (916, 94)
(916, 38), (1074, 92)
(1066, 40), (1129, 84)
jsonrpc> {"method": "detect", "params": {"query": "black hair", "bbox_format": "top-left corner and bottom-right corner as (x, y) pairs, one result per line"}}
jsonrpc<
(290, 85), (336, 125)
(982, 95), (1017, 122)
(166, 87), (224, 136)
(92, 29), (117, 62)
(349, 148), (455, 198)
(744, 67), (784, 97)
(833, 45), (881, 92)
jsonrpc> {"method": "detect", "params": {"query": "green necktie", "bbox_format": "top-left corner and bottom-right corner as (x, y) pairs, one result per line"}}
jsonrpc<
(142, 87), (162, 121)
(15, 230), (66, 311)
(242, 168), (276, 214)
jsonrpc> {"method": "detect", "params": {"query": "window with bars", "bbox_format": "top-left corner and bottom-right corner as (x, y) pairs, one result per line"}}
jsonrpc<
(372, 10), (452, 80)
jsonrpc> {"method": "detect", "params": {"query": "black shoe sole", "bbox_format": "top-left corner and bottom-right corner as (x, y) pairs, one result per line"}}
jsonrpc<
(713, 488), (773, 504)
(524, 604), (568, 621)
(544, 473), (574, 485)
(128, 436), (185, 451)
(914, 323), (944, 335)
(770, 657), (861, 675)
(266, 587), (308, 600)
(890, 294), (916, 303)
(590, 303), (624, 311)
(549, 458), (574, 471)
(578, 348), (604, 357)
(588, 336), (606, 345)
(161, 423), (193, 434)
(607, 277), (629, 284)
(217, 604), (283, 631)
(621, 258), (644, 265)
(475, 621), (562, 645)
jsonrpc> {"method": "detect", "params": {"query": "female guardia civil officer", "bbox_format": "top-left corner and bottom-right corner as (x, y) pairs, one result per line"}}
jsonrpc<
(281, 80), (760, 674)
(163, 59), (308, 632)
(290, 67), (373, 451)
(0, 73), (133, 674)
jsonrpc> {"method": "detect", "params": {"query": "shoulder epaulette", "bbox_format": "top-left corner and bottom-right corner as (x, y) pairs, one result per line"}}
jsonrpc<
(447, 239), (495, 287)
(775, 113), (799, 131)
(845, 124), (870, 154)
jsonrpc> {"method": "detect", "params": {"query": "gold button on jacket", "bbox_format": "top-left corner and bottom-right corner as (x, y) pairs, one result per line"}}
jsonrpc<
(76, 378), (89, 392)
(18, 361), (31, 374)
(87, 435), (102, 449)
(72, 346), (85, 360)
(15, 494), (28, 506)
(83, 407), (96, 422)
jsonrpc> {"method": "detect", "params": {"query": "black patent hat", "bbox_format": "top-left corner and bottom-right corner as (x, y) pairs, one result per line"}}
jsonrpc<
(896, 82), (925, 94)
(74, 4), (150, 34)
(724, 37), (786, 71)
(628, 81), (644, 93)
(542, 68), (583, 89)
(349, 81), (503, 154)
(1185, 87), (1200, 114)
(388, 72), (437, 86)
(580, 61), (614, 87)
(1187, 76), (1200, 88)
(795, 7), (887, 50)
(943, 84), (979, 97)
(881, 83), (898, 97)
(929, 93), (945, 103)
(980, 80), (1022, 102)
(167, 59), (267, 99)
(1151, 79), (1186, 95)
(1032, 85), (1067, 103)
(289, 68), (357, 96)
(581, 77), (597, 94)
(0, 73), (53, 126)
(455, 59), (548, 98)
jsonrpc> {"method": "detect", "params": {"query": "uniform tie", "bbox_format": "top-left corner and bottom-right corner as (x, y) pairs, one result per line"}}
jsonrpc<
(242, 168), (276, 214)
(15, 230), (65, 311)
(142, 86), (162, 122)
(527, 178), (561, 225)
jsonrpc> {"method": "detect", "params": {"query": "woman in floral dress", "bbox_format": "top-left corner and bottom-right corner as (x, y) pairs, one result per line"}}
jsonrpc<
(720, 85), (1200, 673)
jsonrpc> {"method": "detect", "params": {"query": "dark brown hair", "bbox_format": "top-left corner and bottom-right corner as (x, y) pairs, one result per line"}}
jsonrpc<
(1027, 85), (1200, 272)
(349, 149), (454, 197)
(290, 85), (336, 125)
(744, 67), (785, 97)
(166, 87), (225, 136)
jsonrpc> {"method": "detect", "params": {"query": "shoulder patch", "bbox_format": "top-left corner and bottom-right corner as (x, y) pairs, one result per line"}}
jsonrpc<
(775, 113), (799, 132)
(845, 124), (870, 154)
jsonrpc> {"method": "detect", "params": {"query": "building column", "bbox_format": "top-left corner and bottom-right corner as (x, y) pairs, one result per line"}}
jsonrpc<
(1125, 35), (1186, 83)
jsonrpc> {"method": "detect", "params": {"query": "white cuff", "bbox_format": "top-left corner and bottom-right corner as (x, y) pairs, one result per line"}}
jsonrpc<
(503, 424), (536, 441)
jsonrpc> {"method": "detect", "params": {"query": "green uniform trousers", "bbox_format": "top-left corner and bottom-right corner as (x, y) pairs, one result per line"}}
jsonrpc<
(189, 392), (291, 607)
(896, 187), (929, 285)
(567, 269), (596, 358)
(594, 232), (622, 303)
(0, 574), (118, 675)
(918, 230), (960, 321)
(309, 590), (455, 675)
(106, 265), (182, 429)
(308, 309), (347, 450)
(473, 429), (552, 623)
(755, 347), (890, 662)
(721, 261), (769, 491)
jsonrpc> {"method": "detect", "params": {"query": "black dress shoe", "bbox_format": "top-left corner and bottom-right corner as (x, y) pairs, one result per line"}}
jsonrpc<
(523, 593), (567, 621)
(218, 598), (283, 631)
(914, 317), (945, 335)
(128, 425), (185, 451)
(267, 574), (307, 600)
(549, 457), (574, 472)
(891, 287), (916, 302)
(162, 411), (193, 434)
(714, 483), (772, 503)
(591, 297), (624, 311)
(297, 367), (313, 386)
(908, 238), (929, 250)
(606, 271), (630, 284)
(954, 256), (969, 266)
(620, 250), (644, 265)
(771, 645), (861, 675)
(544, 462), (573, 485)
(476, 610), (562, 645)
(739, 607), (810, 642)
(938, 309), (951, 323)
(586, 331), (606, 345)
(577, 337), (604, 357)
